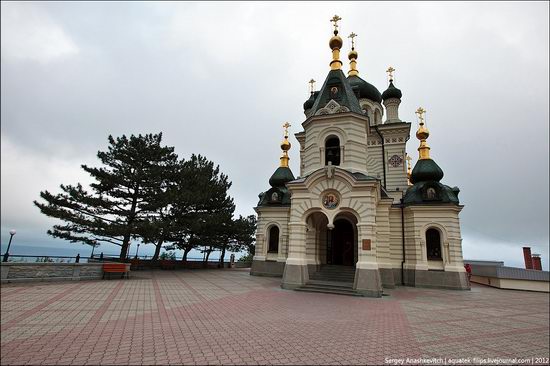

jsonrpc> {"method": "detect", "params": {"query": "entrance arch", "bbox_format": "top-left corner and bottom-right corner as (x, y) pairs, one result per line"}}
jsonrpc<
(327, 212), (358, 266)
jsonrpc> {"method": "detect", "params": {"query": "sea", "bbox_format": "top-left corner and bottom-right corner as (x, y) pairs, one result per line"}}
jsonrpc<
(0, 242), (240, 264)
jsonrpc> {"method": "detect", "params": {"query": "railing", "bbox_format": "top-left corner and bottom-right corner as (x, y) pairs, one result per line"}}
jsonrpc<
(1, 254), (252, 269)
(1, 254), (87, 263)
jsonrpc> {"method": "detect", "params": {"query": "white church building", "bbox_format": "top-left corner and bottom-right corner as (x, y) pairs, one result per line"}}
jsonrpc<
(251, 16), (469, 297)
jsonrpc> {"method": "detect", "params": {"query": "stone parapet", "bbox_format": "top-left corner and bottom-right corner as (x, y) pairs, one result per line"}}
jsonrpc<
(1, 262), (104, 283)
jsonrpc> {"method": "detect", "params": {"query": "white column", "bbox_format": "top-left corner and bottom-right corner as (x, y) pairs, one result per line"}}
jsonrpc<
(383, 98), (401, 123)
(356, 222), (379, 270)
(285, 222), (308, 266)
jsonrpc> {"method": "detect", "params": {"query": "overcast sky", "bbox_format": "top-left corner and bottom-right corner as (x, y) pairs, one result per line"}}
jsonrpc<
(1, 2), (548, 267)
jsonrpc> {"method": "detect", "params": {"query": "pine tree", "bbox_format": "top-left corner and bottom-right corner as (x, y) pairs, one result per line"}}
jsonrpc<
(34, 133), (178, 259)
(169, 155), (235, 261)
(217, 215), (257, 266)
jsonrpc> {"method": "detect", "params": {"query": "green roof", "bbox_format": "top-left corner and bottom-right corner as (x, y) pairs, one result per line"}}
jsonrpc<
(348, 75), (382, 103)
(381, 80), (402, 100)
(258, 166), (295, 207)
(309, 69), (363, 115)
(410, 158), (444, 184)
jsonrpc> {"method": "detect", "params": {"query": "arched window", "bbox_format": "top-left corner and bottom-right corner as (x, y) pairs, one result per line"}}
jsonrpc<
(374, 109), (381, 125)
(268, 226), (279, 253)
(426, 228), (442, 260)
(325, 137), (340, 166)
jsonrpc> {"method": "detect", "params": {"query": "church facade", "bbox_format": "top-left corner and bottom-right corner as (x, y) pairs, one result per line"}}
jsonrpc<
(251, 17), (469, 297)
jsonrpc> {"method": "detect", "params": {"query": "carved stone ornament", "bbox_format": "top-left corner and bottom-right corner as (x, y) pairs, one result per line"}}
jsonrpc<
(325, 164), (335, 179)
(388, 154), (403, 168)
(315, 100), (350, 116)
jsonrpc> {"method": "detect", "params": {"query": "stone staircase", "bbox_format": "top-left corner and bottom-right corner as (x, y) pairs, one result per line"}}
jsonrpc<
(295, 265), (361, 296)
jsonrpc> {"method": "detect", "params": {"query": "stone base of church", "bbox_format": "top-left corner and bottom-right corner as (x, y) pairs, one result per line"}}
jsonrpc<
(281, 264), (309, 290)
(379, 268), (397, 289)
(354, 268), (383, 297)
(404, 269), (470, 290)
(250, 260), (285, 277)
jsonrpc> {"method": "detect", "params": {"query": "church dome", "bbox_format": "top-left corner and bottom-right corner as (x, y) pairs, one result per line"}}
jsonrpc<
(347, 75), (382, 103)
(303, 92), (317, 111)
(382, 80), (402, 100)
(329, 35), (343, 50)
(409, 159), (444, 184)
(269, 166), (295, 188)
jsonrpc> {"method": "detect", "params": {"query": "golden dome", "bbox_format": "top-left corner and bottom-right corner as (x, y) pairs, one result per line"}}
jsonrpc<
(348, 49), (358, 60)
(416, 125), (430, 140)
(329, 35), (343, 50)
(281, 137), (291, 151)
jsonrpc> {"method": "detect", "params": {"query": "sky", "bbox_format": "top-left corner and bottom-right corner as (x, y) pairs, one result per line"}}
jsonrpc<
(1, 2), (549, 268)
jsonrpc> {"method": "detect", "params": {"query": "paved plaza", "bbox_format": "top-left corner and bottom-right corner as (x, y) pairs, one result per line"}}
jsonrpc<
(1, 269), (549, 365)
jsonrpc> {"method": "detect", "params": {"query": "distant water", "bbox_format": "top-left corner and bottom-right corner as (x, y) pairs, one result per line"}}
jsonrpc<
(0, 242), (238, 263)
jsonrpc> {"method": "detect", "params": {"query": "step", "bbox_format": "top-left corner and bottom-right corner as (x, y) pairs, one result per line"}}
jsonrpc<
(309, 277), (354, 283)
(295, 287), (362, 296)
(319, 267), (356, 272)
(315, 272), (355, 277)
(306, 280), (354, 289)
(310, 273), (355, 280)
(312, 271), (355, 276)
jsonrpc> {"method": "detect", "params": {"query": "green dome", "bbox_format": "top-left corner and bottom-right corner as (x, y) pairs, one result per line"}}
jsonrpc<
(269, 166), (295, 187)
(303, 92), (318, 111)
(348, 75), (382, 103)
(382, 80), (402, 100)
(410, 159), (444, 184)
(403, 181), (460, 205)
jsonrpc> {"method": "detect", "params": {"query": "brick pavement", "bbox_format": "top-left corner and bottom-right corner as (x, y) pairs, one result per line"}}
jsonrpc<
(1, 269), (548, 365)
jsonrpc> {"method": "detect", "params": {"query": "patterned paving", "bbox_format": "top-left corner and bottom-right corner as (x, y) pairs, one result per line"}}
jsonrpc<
(1, 269), (548, 365)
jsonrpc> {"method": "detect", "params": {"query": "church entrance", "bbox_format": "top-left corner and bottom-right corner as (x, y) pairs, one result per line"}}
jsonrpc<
(327, 218), (355, 266)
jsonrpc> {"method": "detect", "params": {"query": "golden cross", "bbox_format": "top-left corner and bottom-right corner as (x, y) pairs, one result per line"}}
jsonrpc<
(330, 15), (342, 32)
(386, 66), (395, 81)
(308, 79), (316, 94)
(348, 32), (357, 48)
(415, 107), (426, 125)
(406, 155), (412, 164)
(283, 122), (291, 137)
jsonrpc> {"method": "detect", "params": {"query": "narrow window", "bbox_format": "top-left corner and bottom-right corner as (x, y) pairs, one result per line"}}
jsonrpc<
(374, 110), (381, 125)
(325, 137), (340, 166)
(268, 226), (279, 253)
(426, 228), (442, 260)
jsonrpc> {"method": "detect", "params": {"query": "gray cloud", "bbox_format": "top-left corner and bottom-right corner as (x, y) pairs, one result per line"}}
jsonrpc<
(1, 2), (548, 267)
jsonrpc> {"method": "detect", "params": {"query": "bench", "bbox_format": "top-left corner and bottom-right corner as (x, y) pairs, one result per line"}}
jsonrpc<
(102, 263), (130, 279)
(130, 259), (144, 271)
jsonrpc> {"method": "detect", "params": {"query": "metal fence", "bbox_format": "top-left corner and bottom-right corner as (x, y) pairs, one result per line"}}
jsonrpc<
(2, 254), (87, 263)
(1, 253), (252, 269)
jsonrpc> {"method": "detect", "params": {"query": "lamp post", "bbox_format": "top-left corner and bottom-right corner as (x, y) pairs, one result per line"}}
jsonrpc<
(135, 243), (140, 259)
(90, 240), (97, 258)
(2, 229), (16, 262)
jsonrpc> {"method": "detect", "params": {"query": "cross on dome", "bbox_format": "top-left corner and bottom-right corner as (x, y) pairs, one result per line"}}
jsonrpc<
(282, 122), (291, 137)
(348, 32), (357, 49)
(330, 15), (342, 32)
(386, 66), (395, 81)
(308, 79), (316, 94)
(415, 107), (426, 125)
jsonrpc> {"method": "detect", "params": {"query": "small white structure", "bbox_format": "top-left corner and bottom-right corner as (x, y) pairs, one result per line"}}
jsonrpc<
(251, 17), (469, 296)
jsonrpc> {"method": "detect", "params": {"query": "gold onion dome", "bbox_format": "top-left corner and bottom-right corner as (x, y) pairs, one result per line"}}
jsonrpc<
(279, 122), (292, 168)
(329, 15), (343, 70)
(329, 34), (343, 50)
(409, 107), (444, 184)
(268, 122), (295, 189)
(416, 124), (430, 140)
(281, 137), (291, 151)
(348, 49), (358, 60)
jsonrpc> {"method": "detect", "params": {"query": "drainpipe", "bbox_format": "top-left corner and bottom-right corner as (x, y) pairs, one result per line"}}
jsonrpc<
(400, 198), (405, 285)
(374, 125), (387, 189)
